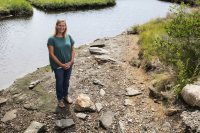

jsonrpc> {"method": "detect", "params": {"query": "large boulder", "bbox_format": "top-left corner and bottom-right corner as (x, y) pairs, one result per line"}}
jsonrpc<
(181, 84), (200, 107)
(74, 94), (96, 112)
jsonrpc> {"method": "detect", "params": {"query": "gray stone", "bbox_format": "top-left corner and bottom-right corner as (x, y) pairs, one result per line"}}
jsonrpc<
(100, 111), (114, 129)
(100, 89), (106, 96)
(1, 109), (17, 122)
(94, 55), (116, 64)
(125, 86), (142, 96)
(89, 47), (109, 55)
(24, 121), (45, 133)
(55, 119), (75, 129)
(95, 103), (103, 112)
(29, 80), (40, 89)
(181, 110), (200, 132)
(93, 79), (104, 86)
(0, 97), (7, 105)
(23, 103), (38, 110)
(181, 84), (200, 107)
(76, 113), (87, 120)
(90, 44), (105, 48)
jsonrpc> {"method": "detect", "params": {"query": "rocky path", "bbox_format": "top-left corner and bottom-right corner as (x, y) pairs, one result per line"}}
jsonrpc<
(0, 33), (184, 132)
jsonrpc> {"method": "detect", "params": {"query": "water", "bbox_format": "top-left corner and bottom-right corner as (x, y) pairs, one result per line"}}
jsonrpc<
(0, 0), (173, 90)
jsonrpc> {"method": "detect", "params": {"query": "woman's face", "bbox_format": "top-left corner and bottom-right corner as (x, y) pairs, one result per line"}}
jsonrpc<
(56, 21), (66, 33)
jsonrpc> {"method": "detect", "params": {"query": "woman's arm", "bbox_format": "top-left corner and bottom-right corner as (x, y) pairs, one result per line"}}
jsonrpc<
(48, 45), (69, 69)
(70, 46), (75, 65)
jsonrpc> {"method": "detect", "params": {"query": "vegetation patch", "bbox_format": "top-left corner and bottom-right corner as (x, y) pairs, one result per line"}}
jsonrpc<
(28, 0), (116, 11)
(0, 0), (33, 18)
(135, 5), (200, 93)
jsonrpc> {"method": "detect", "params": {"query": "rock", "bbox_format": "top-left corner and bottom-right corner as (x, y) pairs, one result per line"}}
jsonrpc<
(55, 119), (75, 129)
(94, 55), (116, 64)
(90, 43), (105, 48)
(129, 59), (141, 67)
(149, 86), (163, 99)
(165, 108), (181, 116)
(93, 79), (104, 86)
(118, 120), (125, 133)
(95, 103), (103, 112)
(89, 47), (109, 55)
(100, 89), (106, 96)
(29, 80), (40, 89)
(23, 103), (38, 110)
(74, 94), (96, 112)
(181, 110), (200, 132)
(162, 122), (171, 132)
(76, 113), (87, 120)
(125, 86), (142, 96)
(24, 121), (45, 133)
(0, 97), (7, 105)
(100, 111), (114, 129)
(1, 109), (17, 122)
(181, 84), (200, 107)
(124, 99), (134, 106)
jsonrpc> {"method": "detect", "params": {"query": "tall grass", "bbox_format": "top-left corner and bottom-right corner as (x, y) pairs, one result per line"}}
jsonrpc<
(0, 0), (33, 16)
(138, 18), (169, 60)
(29, 0), (116, 11)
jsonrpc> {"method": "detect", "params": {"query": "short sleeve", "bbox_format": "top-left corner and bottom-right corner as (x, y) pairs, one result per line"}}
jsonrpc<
(47, 37), (54, 46)
(69, 35), (75, 46)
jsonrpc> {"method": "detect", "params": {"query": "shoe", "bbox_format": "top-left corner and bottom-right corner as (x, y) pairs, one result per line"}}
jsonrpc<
(58, 100), (65, 108)
(64, 96), (73, 104)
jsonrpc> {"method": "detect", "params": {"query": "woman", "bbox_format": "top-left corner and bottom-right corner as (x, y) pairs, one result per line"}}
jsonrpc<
(47, 20), (75, 108)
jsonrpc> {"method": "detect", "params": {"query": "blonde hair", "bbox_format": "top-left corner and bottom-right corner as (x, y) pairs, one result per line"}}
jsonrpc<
(54, 20), (67, 37)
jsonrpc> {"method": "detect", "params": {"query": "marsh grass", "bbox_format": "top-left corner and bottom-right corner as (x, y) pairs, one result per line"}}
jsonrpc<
(29, 0), (116, 11)
(0, 0), (33, 17)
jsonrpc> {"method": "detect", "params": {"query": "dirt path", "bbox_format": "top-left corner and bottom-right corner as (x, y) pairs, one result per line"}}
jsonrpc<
(0, 34), (184, 133)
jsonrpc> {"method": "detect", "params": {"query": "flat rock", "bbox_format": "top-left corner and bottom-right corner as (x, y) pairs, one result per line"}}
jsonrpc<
(94, 55), (116, 64)
(1, 109), (17, 122)
(90, 43), (105, 48)
(29, 80), (40, 89)
(55, 119), (75, 129)
(74, 94), (96, 112)
(100, 111), (114, 129)
(125, 86), (142, 96)
(93, 79), (104, 86)
(181, 84), (200, 107)
(24, 121), (45, 133)
(89, 47), (109, 55)
(95, 103), (103, 112)
(76, 113), (87, 120)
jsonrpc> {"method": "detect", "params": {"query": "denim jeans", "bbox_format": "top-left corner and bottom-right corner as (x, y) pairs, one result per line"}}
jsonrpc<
(54, 66), (72, 101)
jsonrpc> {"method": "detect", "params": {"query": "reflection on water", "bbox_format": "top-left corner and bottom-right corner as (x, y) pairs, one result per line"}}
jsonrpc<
(0, 0), (173, 90)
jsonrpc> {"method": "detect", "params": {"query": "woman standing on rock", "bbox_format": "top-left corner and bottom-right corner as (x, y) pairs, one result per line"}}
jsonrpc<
(47, 20), (75, 108)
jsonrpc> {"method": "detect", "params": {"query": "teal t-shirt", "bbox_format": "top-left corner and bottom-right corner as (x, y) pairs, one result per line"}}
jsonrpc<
(47, 34), (75, 70)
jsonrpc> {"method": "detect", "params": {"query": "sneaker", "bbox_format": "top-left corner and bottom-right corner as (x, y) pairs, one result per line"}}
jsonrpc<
(65, 96), (73, 104)
(58, 100), (65, 108)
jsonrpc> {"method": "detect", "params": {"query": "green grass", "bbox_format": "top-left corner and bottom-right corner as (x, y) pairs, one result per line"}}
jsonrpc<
(137, 18), (170, 60)
(29, 0), (116, 11)
(0, 0), (33, 17)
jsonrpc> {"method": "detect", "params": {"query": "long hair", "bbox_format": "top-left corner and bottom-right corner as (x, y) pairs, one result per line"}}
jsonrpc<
(54, 20), (67, 38)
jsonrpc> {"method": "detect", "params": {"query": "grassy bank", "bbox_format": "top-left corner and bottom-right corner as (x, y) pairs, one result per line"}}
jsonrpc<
(133, 5), (200, 93)
(29, 0), (116, 11)
(0, 0), (33, 18)
(160, 0), (200, 6)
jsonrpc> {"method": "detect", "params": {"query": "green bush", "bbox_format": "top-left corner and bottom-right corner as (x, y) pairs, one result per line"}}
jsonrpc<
(154, 5), (200, 92)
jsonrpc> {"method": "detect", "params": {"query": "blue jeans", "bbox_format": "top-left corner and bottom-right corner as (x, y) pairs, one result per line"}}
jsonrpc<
(54, 66), (73, 101)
